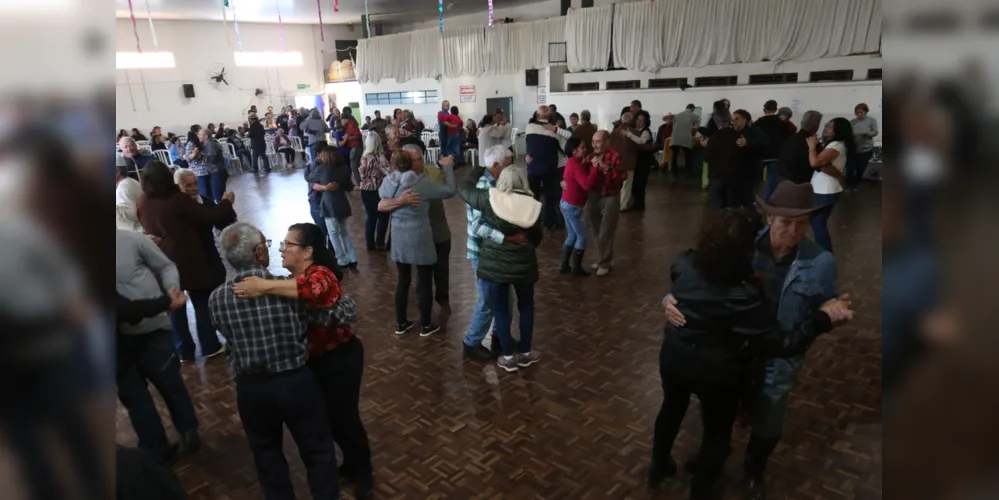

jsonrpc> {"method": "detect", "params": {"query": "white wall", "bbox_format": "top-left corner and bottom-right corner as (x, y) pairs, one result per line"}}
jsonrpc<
(115, 19), (357, 135)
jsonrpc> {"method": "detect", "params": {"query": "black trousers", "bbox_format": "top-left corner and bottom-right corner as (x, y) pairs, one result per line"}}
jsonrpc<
(236, 367), (338, 500)
(529, 172), (561, 229)
(361, 190), (389, 249)
(278, 147), (295, 165)
(433, 239), (451, 304)
(395, 262), (435, 326)
(652, 367), (741, 496)
(670, 145), (691, 173)
(707, 178), (751, 210)
(632, 157), (652, 209)
(309, 337), (372, 479)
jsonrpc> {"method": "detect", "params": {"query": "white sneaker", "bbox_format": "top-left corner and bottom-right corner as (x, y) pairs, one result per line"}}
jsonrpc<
(597, 267), (611, 276)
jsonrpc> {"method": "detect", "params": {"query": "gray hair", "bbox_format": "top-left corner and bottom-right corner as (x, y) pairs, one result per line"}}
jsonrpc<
(220, 222), (264, 270)
(173, 168), (196, 185)
(580, 110), (591, 122)
(482, 144), (511, 168)
(496, 166), (531, 195)
(801, 110), (823, 134)
(118, 136), (136, 147)
(401, 143), (423, 157)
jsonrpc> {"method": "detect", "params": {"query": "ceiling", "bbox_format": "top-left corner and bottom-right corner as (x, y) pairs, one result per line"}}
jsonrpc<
(115, 0), (541, 26)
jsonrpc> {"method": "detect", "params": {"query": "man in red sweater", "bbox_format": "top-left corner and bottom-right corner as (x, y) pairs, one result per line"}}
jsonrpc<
(437, 100), (451, 152)
(585, 130), (627, 276)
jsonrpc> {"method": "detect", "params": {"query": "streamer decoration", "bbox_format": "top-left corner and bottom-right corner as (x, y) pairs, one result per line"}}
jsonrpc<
(364, 0), (371, 38)
(144, 0), (159, 50)
(221, 1), (232, 48)
(276, 0), (286, 50)
(439, 0), (444, 32)
(334, 0), (339, 13)
(126, 0), (142, 52)
(317, 0), (325, 41)
(232, 1), (244, 51)
(488, 0), (494, 26)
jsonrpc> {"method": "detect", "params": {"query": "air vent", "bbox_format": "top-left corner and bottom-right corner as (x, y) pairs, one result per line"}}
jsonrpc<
(694, 76), (737, 87)
(648, 78), (687, 89)
(867, 68), (882, 80)
(749, 73), (798, 85)
(606, 80), (640, 90)
(567, 82), (599, 91)
(809, 70), (854, 82)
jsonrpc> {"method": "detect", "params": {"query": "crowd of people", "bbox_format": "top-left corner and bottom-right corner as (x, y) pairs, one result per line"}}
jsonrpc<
(114, 92), (877, 499)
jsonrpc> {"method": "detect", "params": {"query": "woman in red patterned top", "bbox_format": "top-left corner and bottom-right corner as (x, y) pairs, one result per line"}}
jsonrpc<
(231, 222), (373, 498)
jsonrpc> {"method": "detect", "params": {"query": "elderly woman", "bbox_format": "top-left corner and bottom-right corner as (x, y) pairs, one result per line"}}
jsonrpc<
(459, 165), (544, 372)
(137, 161), (236, 362)
(302, 108), (330, 166)
(647, 208), (850, 497)
(378, 149), (456, 336)
(186, 125), (228, 203)
(230, 223), (373, 499)
(116, 165), (143, 232)
(358, 133), (392, 250)
(477, 114), (512, 166)
(310, 146), (357, 268)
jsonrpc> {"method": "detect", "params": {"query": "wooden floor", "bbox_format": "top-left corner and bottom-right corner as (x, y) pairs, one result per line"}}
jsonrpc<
(115, 166), (883, 499)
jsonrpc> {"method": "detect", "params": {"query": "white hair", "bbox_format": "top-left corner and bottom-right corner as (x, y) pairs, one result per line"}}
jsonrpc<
(482, 145), (511, 168)
(363, 132), (382, 157)
(220, 222), (265, 270)
(173, 168), (196, 185)
(118, 136), (136, 147)
(496, 166), (532, 195)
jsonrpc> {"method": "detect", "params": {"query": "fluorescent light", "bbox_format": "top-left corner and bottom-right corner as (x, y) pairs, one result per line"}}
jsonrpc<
(234, 51), (303, 67)
(116, 52), (176, 69)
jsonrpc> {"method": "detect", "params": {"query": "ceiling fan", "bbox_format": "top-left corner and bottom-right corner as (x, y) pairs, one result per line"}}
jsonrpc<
(207, 63), (231, 91)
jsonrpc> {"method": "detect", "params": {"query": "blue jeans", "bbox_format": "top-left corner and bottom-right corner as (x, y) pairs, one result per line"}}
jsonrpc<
(763, 160), (780, 201)
(464, 260), (494, 348)
(560, 199), (587, 250)
(195, 171), (226, 203)
(447, 133), (461, 161)
(167, 288), (222, 359)
(325, 216), (357, 266)
(811, 193), (839, 252)
(484, 280), (535, 356)
(252, 148), (271, 174)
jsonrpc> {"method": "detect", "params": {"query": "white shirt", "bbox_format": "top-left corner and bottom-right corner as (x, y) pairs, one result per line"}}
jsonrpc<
(810, 141), (846, 195)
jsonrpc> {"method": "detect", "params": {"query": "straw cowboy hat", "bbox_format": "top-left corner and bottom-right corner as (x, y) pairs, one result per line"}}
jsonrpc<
(756, 181), (827, 218)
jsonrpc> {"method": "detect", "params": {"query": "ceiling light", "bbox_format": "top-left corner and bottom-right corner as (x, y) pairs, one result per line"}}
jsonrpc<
(234, 51), (303, 67)
(116, 52), (176, 69)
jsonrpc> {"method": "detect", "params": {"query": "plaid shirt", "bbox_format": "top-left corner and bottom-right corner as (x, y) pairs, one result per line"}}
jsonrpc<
(465, 169), (504, 260)
(296, 265), (354, 356)
(209, 267), (309, 375)
(586, 148), (627, 196)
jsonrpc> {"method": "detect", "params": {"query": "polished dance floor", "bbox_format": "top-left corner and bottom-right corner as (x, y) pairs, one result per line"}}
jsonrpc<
(115, 167), (883, 499)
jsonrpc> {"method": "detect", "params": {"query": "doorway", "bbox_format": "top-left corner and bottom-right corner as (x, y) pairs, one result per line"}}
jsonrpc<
(486, 97), (513, 125)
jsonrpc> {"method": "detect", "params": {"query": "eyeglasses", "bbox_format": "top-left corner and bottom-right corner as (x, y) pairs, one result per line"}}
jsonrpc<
(279, 240), (304, 251)
(255, 239), (272, 251)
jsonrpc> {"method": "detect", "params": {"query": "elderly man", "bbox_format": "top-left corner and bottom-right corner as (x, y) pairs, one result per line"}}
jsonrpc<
(669, 104), (698, 173)
(662, 181), (852, 500)
(116, 229), (199, 461)
(525, 105), (571, 231)
(209, 223), (340, 500)
(118, 136), (153, 177)
(462, 145), (518, 360)
(586, 130), (627, 276)
(116, 165), (143, 231)
(777, 110), (824, 186)
(370, 110), (389, 144)
(437, 100), (452, 151)
(571, 110), (598, 149)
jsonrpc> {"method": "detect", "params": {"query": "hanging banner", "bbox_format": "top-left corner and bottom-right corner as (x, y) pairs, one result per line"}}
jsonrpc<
(459, 85), (476, 103)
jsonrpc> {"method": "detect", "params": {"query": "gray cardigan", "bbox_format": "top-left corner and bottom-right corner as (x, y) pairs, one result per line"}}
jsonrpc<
(115, 229), (180, 335)
(309, 161), (354, 219)
(379, 165), (457, 265)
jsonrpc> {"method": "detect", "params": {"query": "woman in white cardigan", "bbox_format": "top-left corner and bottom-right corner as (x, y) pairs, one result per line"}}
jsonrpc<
(477, 114), (512, 165)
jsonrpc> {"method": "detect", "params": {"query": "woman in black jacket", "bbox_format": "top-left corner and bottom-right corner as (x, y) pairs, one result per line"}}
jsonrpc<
(647, 208), (846, 499)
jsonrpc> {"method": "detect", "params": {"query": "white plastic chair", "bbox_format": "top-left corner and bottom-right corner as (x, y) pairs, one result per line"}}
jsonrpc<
(421, 131), (436, 147)
(425, 147), (441, 166)
(136, 140), (150, 149)
(291, 136), (306, 164)
(224, 143), (245, 173)
(152, 150), (171, 165)
(464, 148), (479, 168)
(510, 128), (520, 157)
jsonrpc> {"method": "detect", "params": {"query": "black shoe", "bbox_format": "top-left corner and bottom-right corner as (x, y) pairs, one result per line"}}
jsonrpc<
(743, 475), (766, 500)
(353, 472), (374, 499)
(420, 324), (441, 337)
(558, 246), (572, 274)
(153, 442), (180, 464)
(571, 249), (591, 277)
(490, 336), (502, 356)
(395, 321), (414, 335)
(647, 457), (678, 487)
(463, 343), (493, 360)
(179, 430), (201, 454)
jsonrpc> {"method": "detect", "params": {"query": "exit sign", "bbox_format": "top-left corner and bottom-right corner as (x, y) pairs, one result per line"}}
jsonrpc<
(297, 84), (310, 90)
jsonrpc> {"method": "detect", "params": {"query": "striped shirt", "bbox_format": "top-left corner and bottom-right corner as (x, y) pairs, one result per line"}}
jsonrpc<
(465, 169), (504, 260)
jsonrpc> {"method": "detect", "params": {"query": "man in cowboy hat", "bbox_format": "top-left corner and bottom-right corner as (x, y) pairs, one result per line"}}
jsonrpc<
(663, 180), (853, 499)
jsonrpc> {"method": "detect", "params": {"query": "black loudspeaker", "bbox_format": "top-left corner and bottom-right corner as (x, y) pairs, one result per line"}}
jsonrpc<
(525, 69), (539, 86)
(182, 84), (195, 98)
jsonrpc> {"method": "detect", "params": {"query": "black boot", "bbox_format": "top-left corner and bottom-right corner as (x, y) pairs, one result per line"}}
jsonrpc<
(743, 436), (779, 500)
(558, 246), (572, 274)
(572, 249), (591, 276)
(646, 456), (677, 487)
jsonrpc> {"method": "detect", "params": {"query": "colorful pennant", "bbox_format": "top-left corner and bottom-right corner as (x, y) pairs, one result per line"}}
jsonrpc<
(126, 0), (142, 52)
(144, 0), (159, 50)
(232, 0), (244, 51)
(334, 0), (339, 13)
(439, 0), (444, 32)
(317, 0), (325, 41)
(488, 0), (494, 26)
(364, 0), (371, 38)
(276, 0), (286, 50)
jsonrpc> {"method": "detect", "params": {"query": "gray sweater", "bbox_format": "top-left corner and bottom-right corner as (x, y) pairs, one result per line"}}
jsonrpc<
(851, 115), (879, 153)
(115, 229), (180, 335)
(379, 165), (456, 265)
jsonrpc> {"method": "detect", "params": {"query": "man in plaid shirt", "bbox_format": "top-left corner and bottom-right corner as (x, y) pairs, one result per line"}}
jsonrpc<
(585, 130), (627, 276)
(461, 145), (517, 360)
(209, 222), (339, 500)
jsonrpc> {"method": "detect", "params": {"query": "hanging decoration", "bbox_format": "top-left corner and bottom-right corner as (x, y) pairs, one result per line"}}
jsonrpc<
(439, 0), (444, 32)
(276, 0), (286, 50)
(488, 0), (494, 26)
(334, 0), (339, 13)
(232, 0), (244, 51)
(126, 0), (142, 52)
(364, 0), (371, 38)
(317, 0), (325, 41)
(221, 0), (232, 48)
(144, 0), (159, 50)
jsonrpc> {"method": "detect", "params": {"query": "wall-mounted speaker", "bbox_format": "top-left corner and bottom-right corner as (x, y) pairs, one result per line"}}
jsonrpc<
(525, 69), (539, 87)
(182, 84), (196, 98)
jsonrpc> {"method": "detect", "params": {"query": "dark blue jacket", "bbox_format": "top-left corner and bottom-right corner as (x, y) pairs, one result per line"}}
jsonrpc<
(525, 123), (561, 176)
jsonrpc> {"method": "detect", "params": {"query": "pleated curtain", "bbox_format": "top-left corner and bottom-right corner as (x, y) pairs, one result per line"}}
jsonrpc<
(357, 28), (442, 83)
(485, 17), (567, 75)
(442, 26), (486, 78)
(566, 5), (614, 72)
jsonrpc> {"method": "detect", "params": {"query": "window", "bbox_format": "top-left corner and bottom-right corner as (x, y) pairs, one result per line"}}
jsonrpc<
(606, 80), (640, 90)
(749, 73), (798, 85)
(548, 42), (567, 65)
(648, 78), (688, 89)
(567, 82), (599, 91)
(809, 70), (854, 82)
(867, 68), (882, 80)
(695, 76), (737, 87)
(364, 91), (439, 105)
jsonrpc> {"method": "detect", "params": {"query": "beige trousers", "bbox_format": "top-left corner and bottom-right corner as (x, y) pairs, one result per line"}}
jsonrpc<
(586, 193), (621, 269)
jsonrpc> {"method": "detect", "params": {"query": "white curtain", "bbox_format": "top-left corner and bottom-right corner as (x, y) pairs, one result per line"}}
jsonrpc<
(611, 0), (883, 71)
(485, 17), (566, 75)
(443, 26), (486, 78)
(357, 29), (442, 83)
(566, 5), (614, 72)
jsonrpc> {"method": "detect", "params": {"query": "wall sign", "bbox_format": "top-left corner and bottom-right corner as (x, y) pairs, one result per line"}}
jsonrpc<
(537, 86), (547, 104)
(297, 83), (311, 90)
(459, 85), (476, 103)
